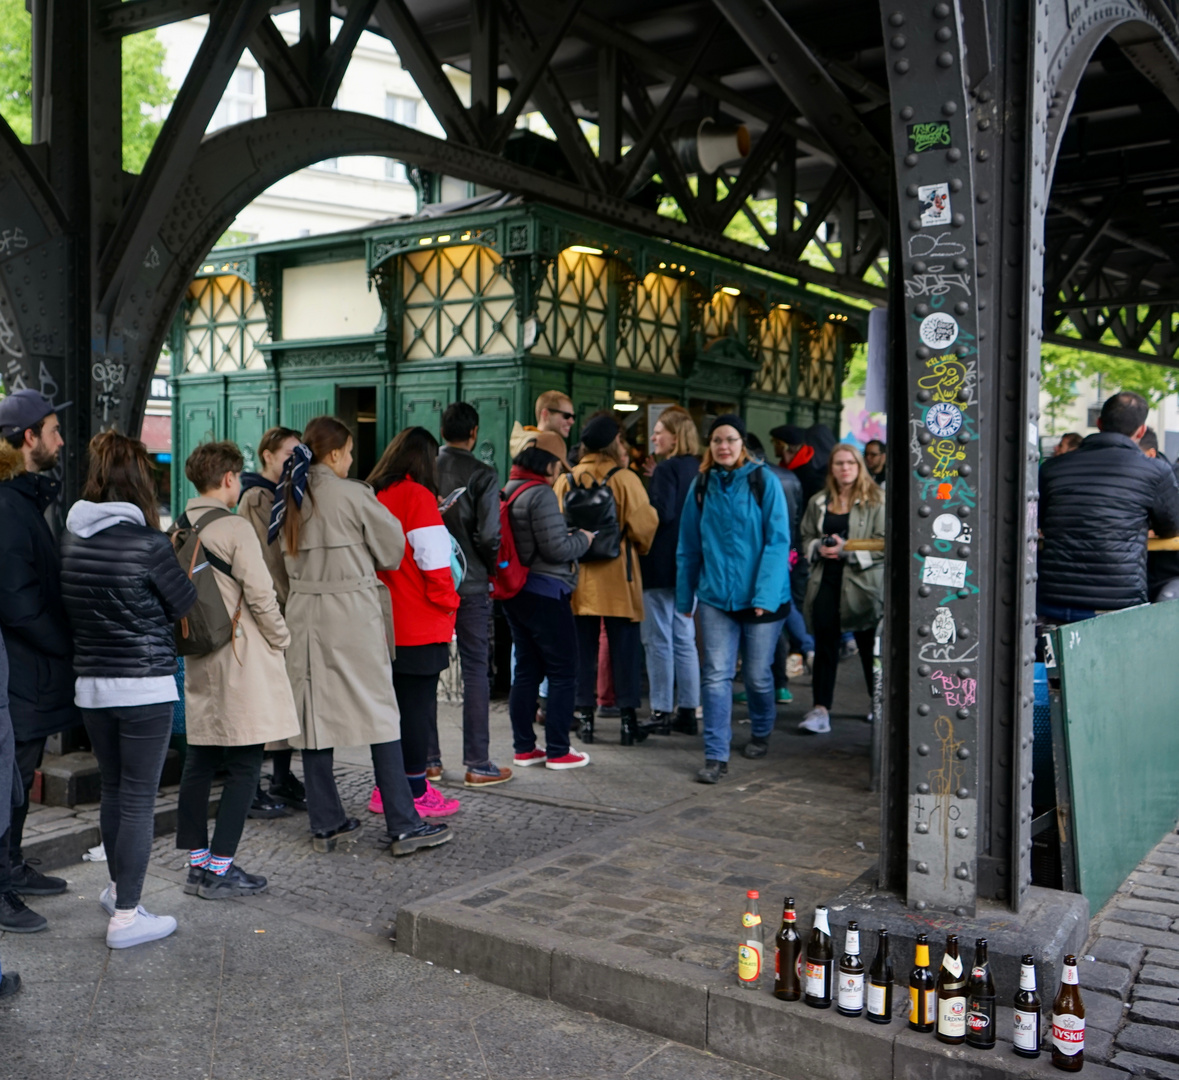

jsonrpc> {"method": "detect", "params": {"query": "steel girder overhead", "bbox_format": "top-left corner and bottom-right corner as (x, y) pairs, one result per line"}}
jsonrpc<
(1, 0), (1178, 917)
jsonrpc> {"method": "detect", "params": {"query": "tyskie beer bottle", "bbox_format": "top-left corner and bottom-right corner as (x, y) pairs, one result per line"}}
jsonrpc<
(837, 921), (865, 1016)
(909, 933), (936, 1032)
(737, 890), (763, 989)
(773, 896), (802, 1001)
(965, 938), (996, 1049)
(804, 904), (834, 1009)
(867, 928), (893, 1024)
(936, 934), (967, 1044)
(1051, 954), (1085, 1071)
(1013, 954), (1043, 1059)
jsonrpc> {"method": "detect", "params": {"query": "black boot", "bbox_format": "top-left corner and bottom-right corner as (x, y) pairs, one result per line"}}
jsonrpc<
(574, 708), (595, 744)
(640, 710), (674, 736)
(671, 707), (699, 735)
(620, 708), (648, 746)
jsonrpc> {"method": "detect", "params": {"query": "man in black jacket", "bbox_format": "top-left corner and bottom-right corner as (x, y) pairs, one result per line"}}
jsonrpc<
(1038, 391), (1179, 621)
(437, 403), (512, 787)
(0, 390), (77, 932)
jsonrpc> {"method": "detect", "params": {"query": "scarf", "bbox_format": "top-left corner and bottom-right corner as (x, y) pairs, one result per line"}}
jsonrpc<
(267, 443), (312, 545)
(240, 471), (275, 495)
(786, 444), (815, 471)
(508, 466), (551, 484)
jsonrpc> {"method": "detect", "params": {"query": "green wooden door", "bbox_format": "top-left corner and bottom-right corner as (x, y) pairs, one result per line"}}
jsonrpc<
(394, 376), (455, 441)
(175, 390), (223, 508)
(281, 381), (334, 434)
(227, 391), (274, 473)
(463, 385), (513, 481)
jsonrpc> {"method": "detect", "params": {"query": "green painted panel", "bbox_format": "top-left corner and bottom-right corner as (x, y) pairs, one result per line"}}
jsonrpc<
(281, 381), (334, 434)
(1054, 603), (1179, 912)
(227, 394), (273, 473)
(176, 392), (223, 507)
(394, 376), (455, 441)
(463, 385), (514, 482)
(745, 400), (787, 452)
(571, 370), (611, 436)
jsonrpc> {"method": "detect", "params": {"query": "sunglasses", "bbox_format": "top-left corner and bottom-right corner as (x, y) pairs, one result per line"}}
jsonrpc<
(549, 409), (575, 420)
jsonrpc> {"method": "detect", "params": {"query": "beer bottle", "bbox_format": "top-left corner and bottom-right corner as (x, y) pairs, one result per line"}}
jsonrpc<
(1051, 954), (1085, 1071)
(804, 904), (834, 1009)
(737, 890), (764, 990)
(965, 938), (996, 1049)
(936, 934), (967, 1044)
(867, 928), (893, 1024)
(908, 933), (936, 1033)
(773, 896), (802, 1001)
(837, 920), (865, 1016)
(1013, 953), (1043, 1059)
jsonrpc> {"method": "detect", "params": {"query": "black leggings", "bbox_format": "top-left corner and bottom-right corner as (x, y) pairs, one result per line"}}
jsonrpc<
(811, 575), (875, 710)
(176, 743), (263, 858)
(393, 671), (441, 796)
(82, 703), (173, 911)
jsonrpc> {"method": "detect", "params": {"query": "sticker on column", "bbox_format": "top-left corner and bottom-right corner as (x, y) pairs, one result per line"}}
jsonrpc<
(925, 401), (963, 438)
(922, 556), (967, 588)
(907, 122), (952, 153)
(932, 607), (957, 644)
(918, 182), (951, 227)
(919, 312), (959, 350)
(932, 513), (964, 540)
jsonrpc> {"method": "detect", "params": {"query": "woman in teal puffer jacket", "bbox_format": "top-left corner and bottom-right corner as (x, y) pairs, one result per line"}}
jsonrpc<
(676, 415), (792, 784)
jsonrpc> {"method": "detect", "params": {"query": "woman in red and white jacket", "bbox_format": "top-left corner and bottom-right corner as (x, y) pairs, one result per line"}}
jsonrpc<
(368, 427), (461, 819)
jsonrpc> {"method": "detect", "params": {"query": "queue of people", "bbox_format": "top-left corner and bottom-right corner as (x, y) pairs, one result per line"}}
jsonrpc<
(0, 384), (887, 972)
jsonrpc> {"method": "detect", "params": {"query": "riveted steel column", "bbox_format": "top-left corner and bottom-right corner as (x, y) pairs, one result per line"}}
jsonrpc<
(881, 0), (990, 916)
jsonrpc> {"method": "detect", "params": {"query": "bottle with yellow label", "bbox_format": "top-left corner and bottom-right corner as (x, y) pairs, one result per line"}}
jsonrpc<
(738, 890), (763, 989)
(909, 933), (936, 1032)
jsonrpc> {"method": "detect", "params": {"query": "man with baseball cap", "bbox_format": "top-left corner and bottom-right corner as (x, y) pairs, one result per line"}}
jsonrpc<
(0, 389), (77, 932)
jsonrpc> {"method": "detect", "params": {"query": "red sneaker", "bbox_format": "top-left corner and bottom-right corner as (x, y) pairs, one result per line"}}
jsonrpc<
(545, 751), (591, 770)
(513, 748), (547, 767)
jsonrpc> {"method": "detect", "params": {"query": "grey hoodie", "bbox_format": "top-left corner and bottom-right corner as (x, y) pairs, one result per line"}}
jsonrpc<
(66, 500), (146, 538)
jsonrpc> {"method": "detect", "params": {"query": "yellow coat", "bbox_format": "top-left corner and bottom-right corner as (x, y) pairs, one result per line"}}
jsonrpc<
(555, 453), (659, 622)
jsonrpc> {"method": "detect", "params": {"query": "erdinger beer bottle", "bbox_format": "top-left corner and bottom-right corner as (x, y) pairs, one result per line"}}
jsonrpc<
(737, 890), (764, 989)
(773, 896), (802, 1001)
(936, 934), (968, 1044)
(1013, 954), (1043, 1059)
(866, 929), (893, 1024)
(804, 905), (834, 1009)
(1052, 954), (1085, 1071)
(909, 934), (936, 1033)
(837, 921), (865, 1016)
(965, 938), (996, 1049)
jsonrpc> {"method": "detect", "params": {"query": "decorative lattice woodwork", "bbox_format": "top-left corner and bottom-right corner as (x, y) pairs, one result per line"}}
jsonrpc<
(183, 275), (270, 373)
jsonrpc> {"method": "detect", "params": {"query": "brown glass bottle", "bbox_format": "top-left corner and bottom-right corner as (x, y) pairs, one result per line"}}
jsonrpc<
(773, 896), (802, 1001)
(965, 938), (996, 1049)
(908, 934), (936, 1033)
(1051, 954), (1085, 1071)
(1013, 954), (1042, 1059)
(867, 929), (893, 1024)
(936, 934), (967, 1044)
(803, 905), (833, 1009)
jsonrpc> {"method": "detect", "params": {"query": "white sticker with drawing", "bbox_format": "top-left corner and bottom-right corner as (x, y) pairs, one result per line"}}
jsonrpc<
(922, 556), (967, 588)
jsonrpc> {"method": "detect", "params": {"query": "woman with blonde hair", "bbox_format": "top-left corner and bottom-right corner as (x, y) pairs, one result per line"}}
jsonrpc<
(639, 406), (702, 736)
(274, 416), (450, 857)
(798, 443), (885, 734)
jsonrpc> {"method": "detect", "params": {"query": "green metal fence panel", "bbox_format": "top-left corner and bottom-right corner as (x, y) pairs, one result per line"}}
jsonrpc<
(1053, 604), (1179, 911)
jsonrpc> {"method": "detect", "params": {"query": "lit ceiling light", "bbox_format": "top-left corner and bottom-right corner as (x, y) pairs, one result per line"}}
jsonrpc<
(615, 403), (640, 412)
(437, 234), (451, 242)
(614, 389), (633, 401)
(659, 261), (667, 269)
(721, 286), (741, 296)
(569, 245), (603, 255)
(418, 237), (432, 245)
(460, 232), (472, 240)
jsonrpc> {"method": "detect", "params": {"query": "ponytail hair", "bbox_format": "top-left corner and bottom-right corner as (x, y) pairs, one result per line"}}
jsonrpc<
(281, 416), (352, 556)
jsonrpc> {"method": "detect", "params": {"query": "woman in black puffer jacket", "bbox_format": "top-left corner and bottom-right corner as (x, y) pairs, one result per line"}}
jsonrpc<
(60, 432), (196, 950)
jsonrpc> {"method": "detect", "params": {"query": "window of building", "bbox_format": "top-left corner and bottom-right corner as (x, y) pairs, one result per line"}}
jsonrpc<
(209, 66), (257, 131)
(386, 94), (419, 181)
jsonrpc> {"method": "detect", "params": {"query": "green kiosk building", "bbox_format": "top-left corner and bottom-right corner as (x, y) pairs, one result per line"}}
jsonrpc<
(169, 196), (866, 510)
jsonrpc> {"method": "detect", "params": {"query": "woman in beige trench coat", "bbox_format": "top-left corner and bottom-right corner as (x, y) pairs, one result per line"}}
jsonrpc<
(276, 416), (453, 857)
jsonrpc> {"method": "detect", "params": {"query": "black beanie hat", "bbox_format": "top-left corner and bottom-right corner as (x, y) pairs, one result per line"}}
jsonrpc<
(708, 413), (747, 441)
(769, 423), (806, 445)
(581, 413), (621, 452)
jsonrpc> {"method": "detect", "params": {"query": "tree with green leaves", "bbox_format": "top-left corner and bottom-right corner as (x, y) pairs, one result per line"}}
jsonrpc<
(0, 0), (173, 172)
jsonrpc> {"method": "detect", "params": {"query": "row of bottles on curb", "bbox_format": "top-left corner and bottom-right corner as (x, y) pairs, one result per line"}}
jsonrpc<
(739, 893), (1087, 1070)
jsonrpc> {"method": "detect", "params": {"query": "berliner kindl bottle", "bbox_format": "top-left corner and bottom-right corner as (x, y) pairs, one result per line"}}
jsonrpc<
(1013, 954), (1043, 1059)
(836, 921), (865, 1016)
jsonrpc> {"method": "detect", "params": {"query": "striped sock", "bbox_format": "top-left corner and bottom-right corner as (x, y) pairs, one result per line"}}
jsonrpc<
(208, 855), (232, 876)
(190, 848), (211, 869)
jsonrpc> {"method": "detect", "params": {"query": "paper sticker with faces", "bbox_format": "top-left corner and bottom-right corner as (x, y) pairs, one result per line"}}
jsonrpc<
(918, 182), (951, 227)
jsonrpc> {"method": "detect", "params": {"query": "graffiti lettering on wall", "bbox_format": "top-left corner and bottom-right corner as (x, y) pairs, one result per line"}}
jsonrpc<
(918, 639), (978, 664)
(907, 122), (952, 153)
(929, 670), (977, 707)
(929, 715), (966, 887)
(903, 266), (972, 299)
(92, 358), (127, 424)
(0, 308), (22, 360)
(927, 438), (966, 478)
(918, 357), (969, 402)
(0, 227), (28, 258)
(908, 232), (966, 260)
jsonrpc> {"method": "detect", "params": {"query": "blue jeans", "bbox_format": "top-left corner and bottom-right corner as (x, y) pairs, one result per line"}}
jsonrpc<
(783, 598), (813, 655)
(641, 588), (700, 711)
(699, 604), (786, 763)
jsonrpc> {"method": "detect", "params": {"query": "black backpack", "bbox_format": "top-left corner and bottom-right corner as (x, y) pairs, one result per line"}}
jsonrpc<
(168, 508), (243, 660)
(695, 463), (766, 510)
(563, 465), (623, 562)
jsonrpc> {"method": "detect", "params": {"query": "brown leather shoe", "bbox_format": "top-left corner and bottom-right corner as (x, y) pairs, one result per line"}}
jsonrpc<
(425, 763), (443, 781)
(463, 765), (513, 787)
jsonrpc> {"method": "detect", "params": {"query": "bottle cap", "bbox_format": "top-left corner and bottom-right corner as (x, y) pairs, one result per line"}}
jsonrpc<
(747, 890), (759, 899)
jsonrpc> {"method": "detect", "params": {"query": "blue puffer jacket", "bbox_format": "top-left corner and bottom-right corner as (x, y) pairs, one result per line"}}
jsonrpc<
(675, 461), (792, 615)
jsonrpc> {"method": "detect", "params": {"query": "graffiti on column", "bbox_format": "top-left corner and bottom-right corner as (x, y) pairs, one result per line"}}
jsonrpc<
(92, 358), (127, 426)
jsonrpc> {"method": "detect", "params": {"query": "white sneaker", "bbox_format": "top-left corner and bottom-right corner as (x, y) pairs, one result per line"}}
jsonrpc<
(106, 907), (177, 949)
(98, 882), (116, 917)
(798, 707), (831, 735)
